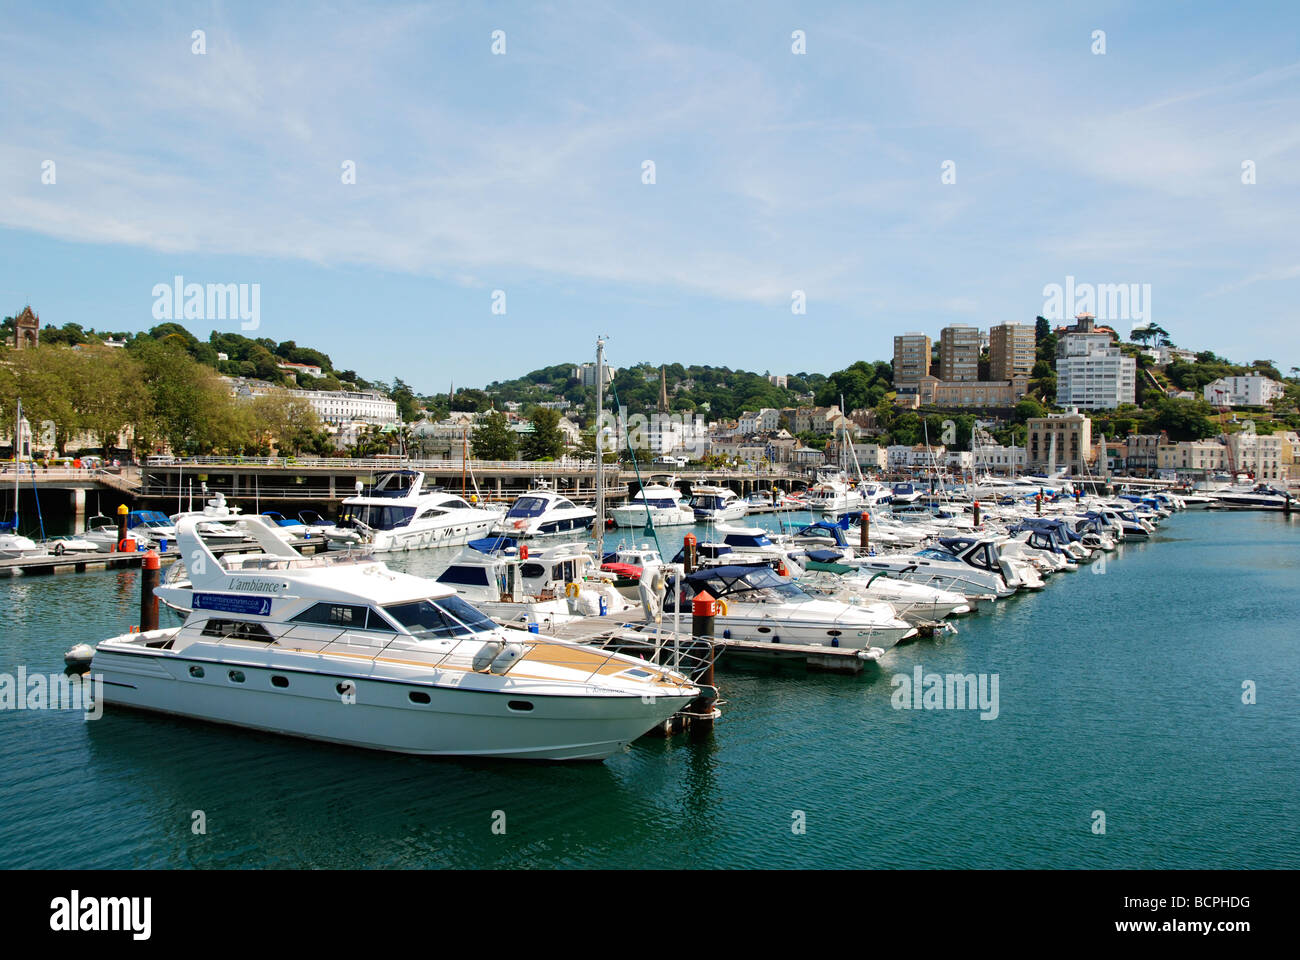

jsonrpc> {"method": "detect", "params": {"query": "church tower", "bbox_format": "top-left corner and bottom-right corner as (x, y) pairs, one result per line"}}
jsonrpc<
(13, 306), (38, 349)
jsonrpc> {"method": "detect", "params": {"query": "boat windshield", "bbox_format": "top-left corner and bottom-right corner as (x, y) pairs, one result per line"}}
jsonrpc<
(342, 504), (415, 530)
(506, 496), (549, 519)
(384, 595), (496, 638)
(915, 548), (955, 560)
(691, 567), (809, 603)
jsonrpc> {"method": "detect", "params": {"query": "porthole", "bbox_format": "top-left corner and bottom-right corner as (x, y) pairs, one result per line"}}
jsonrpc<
(507, 700), (534, 712)
(827, 630), (842, 637)
(271, 675), (289, 688)
(228, 670), (245, 683)
(189, 665), (205, 678)
(757, 626), (772, 634)
(408, 691), (431, 704)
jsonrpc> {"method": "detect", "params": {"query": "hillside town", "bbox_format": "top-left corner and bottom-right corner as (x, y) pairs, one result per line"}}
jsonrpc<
(2, 304), (1298, 487)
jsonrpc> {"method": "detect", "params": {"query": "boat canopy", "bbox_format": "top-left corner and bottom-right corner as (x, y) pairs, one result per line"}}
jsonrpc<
(790, 521), (850, 546)
(680, 565), (806, 602)
(469, 536), (518, 554)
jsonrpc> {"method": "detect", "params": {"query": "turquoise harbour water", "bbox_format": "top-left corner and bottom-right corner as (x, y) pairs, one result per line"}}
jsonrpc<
(1, 510), (1296, 869)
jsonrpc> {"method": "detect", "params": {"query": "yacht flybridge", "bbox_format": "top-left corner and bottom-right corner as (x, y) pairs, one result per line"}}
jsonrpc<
(327, 470), (504, 552)
(90, 516), (698, 761)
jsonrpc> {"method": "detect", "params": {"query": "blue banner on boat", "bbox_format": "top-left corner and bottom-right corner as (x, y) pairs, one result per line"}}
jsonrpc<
(193, 593), (273, 616)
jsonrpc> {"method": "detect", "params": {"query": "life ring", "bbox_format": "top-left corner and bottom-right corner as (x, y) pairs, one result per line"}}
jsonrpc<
(716, 599), (728, 616)
(53, 542), (66, 556)
(564, 581), (581, 598)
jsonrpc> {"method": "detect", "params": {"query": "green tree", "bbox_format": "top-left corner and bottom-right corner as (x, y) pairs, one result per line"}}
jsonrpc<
(471, 411), (518, 460)
(522, 407), (565, 460)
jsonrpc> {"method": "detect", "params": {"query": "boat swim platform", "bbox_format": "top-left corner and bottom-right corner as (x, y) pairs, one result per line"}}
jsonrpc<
(501, 617), (723, 734)
(0, 535), (329, 578)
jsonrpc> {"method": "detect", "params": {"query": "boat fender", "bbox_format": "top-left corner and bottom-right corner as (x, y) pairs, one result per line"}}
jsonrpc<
(565, 581), (581, 598)
(471, 640), (505, 672)
(64, 643), (95, 668)
(489, 642), (525, 674)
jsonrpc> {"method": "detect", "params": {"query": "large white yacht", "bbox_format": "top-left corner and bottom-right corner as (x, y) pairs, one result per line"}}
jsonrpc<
(688, 483), (747, 522)
(90, 516), (699, 761)
(609, 476), (696, 528)
(674, 565), (916, 653)
(491, 486), (595, 538)
(804, 476), (865, 515)
(326, 470), (504, 552)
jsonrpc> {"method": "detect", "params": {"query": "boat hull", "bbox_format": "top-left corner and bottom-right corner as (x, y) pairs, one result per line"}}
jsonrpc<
(90, 647), (692, 761)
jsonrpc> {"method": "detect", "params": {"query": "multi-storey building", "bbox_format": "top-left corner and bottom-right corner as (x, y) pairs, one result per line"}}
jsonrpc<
(292, 389), (399, 425)
(571, 362), (616, 387)
(938, 325), (981, 381)
(1056, 331), (1135, 410)
(989, 323), (1035, 381)
(914, 376), (1027, 408)
(1027, 411), (1093, 475)
(892, 333), (932, 387)
(1203, 374), (1285, 408)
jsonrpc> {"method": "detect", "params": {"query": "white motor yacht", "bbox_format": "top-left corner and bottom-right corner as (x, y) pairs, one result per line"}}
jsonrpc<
(797, 560), (972, 623)
(689, 484), (748, 522)
(609, 476), (696, 528)
(804, 477), (865, 515)
(327, 470), (504, 552)
(172, 493), (253, 547)
(492, 487), (595, 538)
(90, 516), (698, 761)
(673, 565), (916, 653)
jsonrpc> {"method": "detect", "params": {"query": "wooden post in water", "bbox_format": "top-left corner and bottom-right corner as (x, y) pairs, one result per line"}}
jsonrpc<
(683, 533), (698, 574)
(140, 550), (160, 632)
(116, 503), (129, 551)
(973, 499), (981, 528)
(859, 511), (869, 553)
(688, 590), (718, 734)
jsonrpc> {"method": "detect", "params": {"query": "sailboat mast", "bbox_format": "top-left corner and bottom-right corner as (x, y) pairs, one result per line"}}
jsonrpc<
(594, 337), (606, 558)
(13, 398), (20, 528)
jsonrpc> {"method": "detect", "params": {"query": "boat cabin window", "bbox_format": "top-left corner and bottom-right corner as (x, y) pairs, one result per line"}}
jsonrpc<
(198, 619), (275, 643)
(520, 562), (547, 580)
(436, 565), (492, 587)
(342, 505), (415, 530)
(556, 500), (576, 510)
(506, 497), (549, 518)
(292, 603), (386, 631)
(417, 507), (448, 520)
(384, 596), (495, 638)
(437, 498), (471, 510)
(552, 560), (579, 582)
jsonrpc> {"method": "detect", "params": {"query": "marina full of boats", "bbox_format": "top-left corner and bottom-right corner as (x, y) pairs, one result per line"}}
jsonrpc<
(59, 456), (1257, 764)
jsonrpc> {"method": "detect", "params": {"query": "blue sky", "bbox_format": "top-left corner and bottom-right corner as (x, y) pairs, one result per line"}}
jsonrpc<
(2, 1), (1298, 392)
